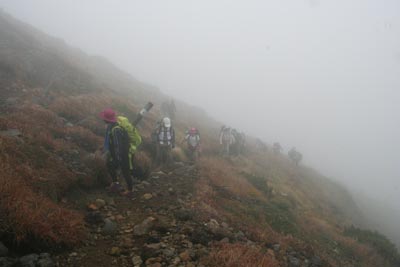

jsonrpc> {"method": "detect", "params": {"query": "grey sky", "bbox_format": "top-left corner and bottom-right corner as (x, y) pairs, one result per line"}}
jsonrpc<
(1, 0), (399, 210)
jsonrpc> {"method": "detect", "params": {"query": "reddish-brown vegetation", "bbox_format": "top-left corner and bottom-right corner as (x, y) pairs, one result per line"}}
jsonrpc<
(206, 243), (279, 267)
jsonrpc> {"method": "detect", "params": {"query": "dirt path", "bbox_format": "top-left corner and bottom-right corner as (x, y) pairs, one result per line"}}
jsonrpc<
(55, 163), (212, 267)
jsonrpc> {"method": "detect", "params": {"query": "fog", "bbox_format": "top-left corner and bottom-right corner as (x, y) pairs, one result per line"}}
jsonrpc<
(1, 0), (399, 239)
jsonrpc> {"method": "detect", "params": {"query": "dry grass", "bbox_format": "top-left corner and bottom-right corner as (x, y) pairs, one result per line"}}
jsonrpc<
(206, 243), (279, 267)
(198, 157), (264, 199)
(0, 157), (84, 246)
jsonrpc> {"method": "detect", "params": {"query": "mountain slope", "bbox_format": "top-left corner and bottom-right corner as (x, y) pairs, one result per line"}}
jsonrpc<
(0, 10), (399, 267)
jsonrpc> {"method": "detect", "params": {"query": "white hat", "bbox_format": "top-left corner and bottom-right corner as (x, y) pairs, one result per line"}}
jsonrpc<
(163, 117), (171, 128)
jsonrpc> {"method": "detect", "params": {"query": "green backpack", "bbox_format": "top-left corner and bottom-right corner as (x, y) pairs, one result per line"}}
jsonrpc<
(117, 116), (142, 154)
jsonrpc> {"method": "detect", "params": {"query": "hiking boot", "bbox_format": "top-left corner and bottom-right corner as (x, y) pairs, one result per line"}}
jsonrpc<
(108, 182), (124, 193)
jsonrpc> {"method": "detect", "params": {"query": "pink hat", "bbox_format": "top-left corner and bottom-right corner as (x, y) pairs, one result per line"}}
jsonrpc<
(99, 108), (117, 123)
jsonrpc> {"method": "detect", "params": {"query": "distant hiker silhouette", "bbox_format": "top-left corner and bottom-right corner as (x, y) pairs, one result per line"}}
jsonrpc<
(183, 127), (201, 161)
(154, 117), (175, 167)
(219, 126), (236, 156)
(288, 147), (302, 166)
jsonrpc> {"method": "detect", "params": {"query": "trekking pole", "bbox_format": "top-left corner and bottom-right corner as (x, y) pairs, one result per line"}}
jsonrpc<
(133, 102), (154, 126)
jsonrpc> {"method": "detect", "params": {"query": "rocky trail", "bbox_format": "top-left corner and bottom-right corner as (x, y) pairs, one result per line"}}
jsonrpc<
(53, 162), (239, 267)
(0, 160), (326, 267)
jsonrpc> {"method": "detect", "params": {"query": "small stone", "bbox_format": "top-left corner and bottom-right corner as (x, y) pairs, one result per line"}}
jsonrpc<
(143, 193), (153, 200)
(132, 255), (142, 267)
(288, 255), (300, 267)
(179, 250), (191, 262)
(273, 243), (281, 252)
(162, 248), (175, 258)
(37, 256), (55, 267)
(102, 218), (117, 236)
(133, 217), (156, 236)
(311, 256), (322, 266)
(87, 203), (98, 211)
(69, 252), (78, 257)
(0, 241), (8, 256)
(172, 257), (181, 265)
(110, 247), (121, 256)
(95, 199), (106, 209)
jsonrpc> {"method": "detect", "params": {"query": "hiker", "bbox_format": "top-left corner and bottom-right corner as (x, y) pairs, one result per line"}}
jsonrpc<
(99, 108), (142, 198)
(231, 130), (246, 156)
(288, 147), (302, 166)
(273, 142), (282, 155)
(183, 127), (201, 161)
(219, 126), (235, 156)
(154, 117), (175, 166)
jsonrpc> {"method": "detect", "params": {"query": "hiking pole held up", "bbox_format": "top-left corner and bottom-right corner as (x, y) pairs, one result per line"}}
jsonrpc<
(133, 102), (154, 126)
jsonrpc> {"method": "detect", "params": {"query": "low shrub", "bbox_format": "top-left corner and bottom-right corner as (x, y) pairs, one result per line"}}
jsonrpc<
(205, 243), (279, 267)
(344, 225), (400, 266)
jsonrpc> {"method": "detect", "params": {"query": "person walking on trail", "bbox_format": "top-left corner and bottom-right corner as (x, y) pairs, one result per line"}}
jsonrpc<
(273, 142), (282, 155)
(288, 147), (302, 166)
(155, 117), (175, 166)
(99, 108), (142, 198)
(219, 126), (236, 156)
(183, 127), (201, 161)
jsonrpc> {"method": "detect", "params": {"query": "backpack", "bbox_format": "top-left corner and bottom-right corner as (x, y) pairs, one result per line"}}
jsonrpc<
(117, 116), (142, 154)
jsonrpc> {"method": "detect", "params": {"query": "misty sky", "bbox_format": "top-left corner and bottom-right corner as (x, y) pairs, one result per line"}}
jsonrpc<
(1, 0), (399, 208)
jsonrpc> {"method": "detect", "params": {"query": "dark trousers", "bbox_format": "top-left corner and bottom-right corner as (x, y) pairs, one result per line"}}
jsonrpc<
(107, 153), (133, 191)
(156, 144), (172, 166)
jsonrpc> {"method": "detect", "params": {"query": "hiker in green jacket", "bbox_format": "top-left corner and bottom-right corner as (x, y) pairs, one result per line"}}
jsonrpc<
(99, 108), (142, 198)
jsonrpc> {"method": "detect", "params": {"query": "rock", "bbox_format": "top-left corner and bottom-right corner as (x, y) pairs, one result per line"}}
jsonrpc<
(95, 199), (106, 209)
(172, 257), (181, 265)
(132, 256), (143, 267)
(190, 227), (213, 245)
(288, 255), (300, 267)
(69, 252), (78, 257)
(0, 129), (21, 138)
(65, 122), (74, 127)
(162, 248), (175, 258)
(87, 203), (98, 211)
(0, 257), (15, 267)
(234, 231), (246, 241)
(272, 243), (281, 252)
(143, 193), (153, 200)
(0, 241), (8, 256)
(36, 253), (55, 267)
(85, 211), (103, 224)
(134, 217), (156, 236)
(179, 250), (191, 262)
(145, 257), (162, 265)
(19, 253), (39, 267)
(311, 256), (322, 266)
(221, 222), (229, 228)
(110, 247), (121, 256)
(174, 209), (193, 221)
(102, 218), (117, 236)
